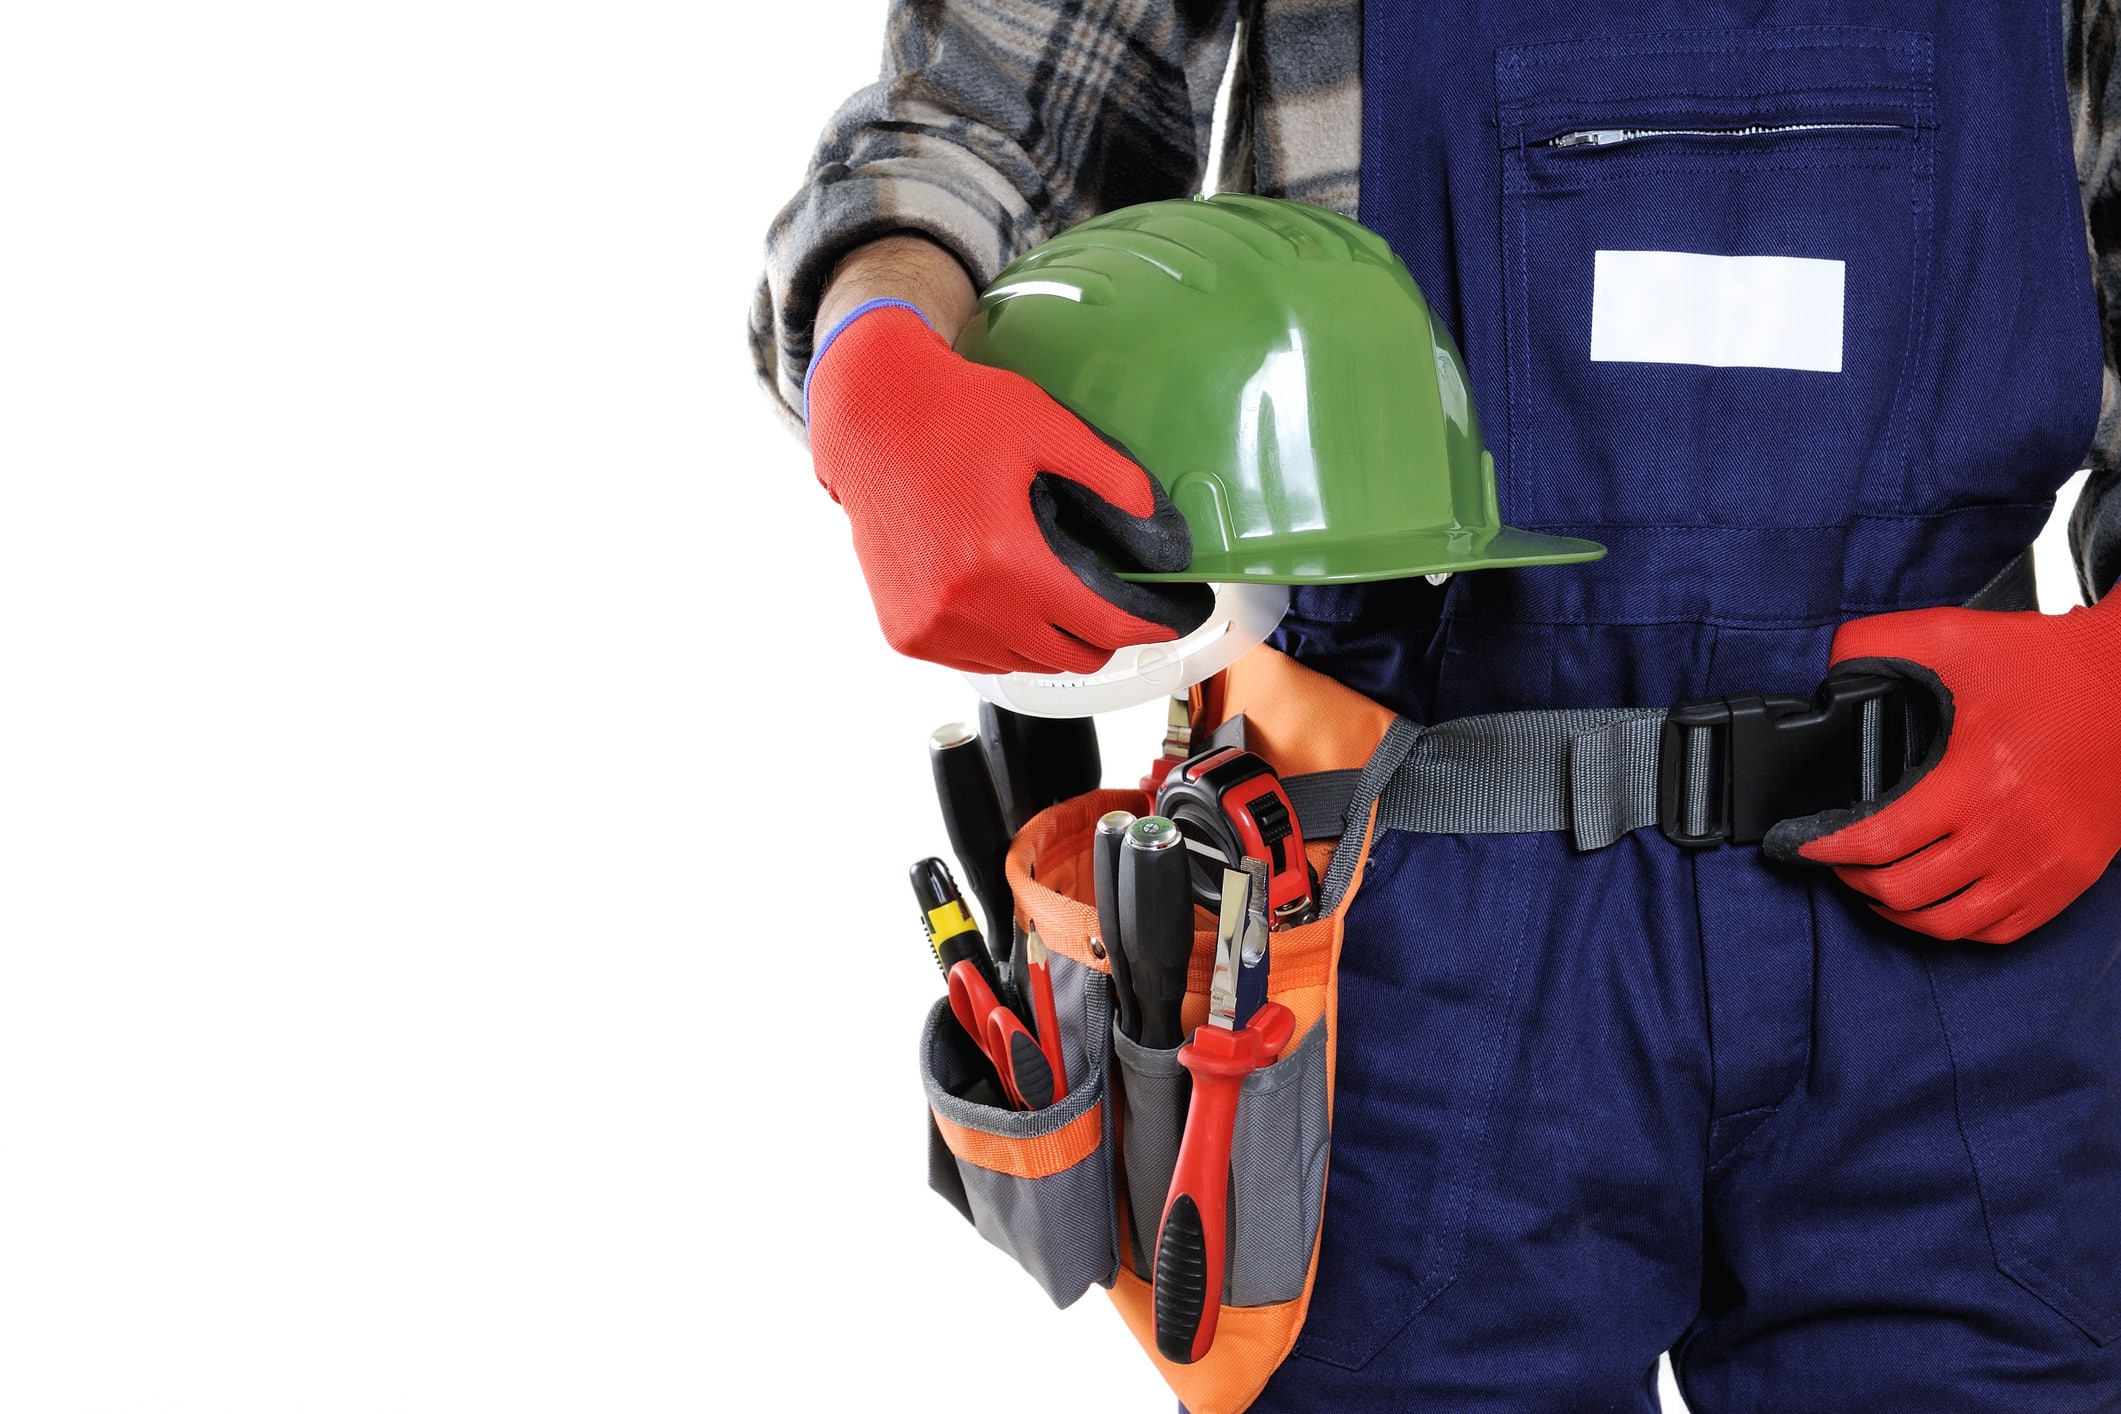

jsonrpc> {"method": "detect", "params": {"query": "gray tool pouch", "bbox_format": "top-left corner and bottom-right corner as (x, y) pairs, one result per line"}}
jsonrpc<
(919, 963), (1120, 1307)
(1112, 1017), (1332, 1307)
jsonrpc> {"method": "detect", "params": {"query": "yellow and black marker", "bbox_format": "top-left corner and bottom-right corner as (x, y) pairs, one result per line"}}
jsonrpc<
(912, 857), (1004, 995)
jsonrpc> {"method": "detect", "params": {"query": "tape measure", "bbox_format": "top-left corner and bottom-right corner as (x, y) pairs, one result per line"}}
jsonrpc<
(1154, 747), (1317, 927)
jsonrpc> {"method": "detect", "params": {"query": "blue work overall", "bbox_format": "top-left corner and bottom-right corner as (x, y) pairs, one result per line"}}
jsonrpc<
(1258, 4), (2121, 1409)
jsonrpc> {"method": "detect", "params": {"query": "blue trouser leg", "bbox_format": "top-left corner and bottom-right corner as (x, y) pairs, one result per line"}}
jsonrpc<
(1676, 865), (2121, 1414)
(1254, 828), (2121, 1411)
(1265, 829), (1709, 1410)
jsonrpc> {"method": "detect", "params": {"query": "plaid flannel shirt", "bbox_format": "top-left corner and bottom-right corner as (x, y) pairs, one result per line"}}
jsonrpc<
(756, 0), (2121, 600)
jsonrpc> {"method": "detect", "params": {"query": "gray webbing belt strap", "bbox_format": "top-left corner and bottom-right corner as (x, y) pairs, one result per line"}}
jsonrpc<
(1295, 695), (1894, 869)
(1228, 711), (1678, 849)
(1282, 769), (1364, 841)
(1965, 545), (2039, 613)
(1231, 547), (2019, 880)
(1374, 707), (1670, 850)
(1315, 718), (1419, 913)
(1292, 710), (1672, 869)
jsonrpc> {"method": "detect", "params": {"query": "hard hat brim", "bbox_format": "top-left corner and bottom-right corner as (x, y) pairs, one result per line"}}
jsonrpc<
(1116, 525), (1606, 586)
(962, 583), (1290, 718)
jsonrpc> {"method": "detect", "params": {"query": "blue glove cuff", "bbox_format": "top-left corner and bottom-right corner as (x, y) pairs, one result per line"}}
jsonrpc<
(802, 297), (934, 426)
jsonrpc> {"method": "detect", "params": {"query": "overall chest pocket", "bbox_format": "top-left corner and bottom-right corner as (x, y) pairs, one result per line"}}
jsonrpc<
(1495, 28), (1936, 531)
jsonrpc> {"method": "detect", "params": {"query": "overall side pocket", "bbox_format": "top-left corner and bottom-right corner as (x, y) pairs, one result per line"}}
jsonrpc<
(1293, 829), (1537, 1370)
(920, 969), (1120, 1308)
(1924, 870), (2121, 1344)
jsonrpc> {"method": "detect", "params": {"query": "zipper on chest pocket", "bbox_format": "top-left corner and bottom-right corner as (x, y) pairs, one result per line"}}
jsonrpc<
(1544, 122), (1904, 149)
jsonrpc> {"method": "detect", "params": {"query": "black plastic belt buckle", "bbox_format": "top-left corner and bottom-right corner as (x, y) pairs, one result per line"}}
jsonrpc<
(1658, 674), (1905, 848)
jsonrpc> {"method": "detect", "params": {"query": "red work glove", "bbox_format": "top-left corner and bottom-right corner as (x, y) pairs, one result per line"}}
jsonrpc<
(804, 298), (1211, 675)
(1764, 597), (2121, 942)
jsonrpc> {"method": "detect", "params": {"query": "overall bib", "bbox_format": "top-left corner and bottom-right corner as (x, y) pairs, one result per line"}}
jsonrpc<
(1255, 4), (2121, 1408)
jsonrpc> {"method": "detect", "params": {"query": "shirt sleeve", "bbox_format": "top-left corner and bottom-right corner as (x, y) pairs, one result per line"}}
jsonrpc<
(2068, 0), (2121, 601)
(751, 0), (1242, 433)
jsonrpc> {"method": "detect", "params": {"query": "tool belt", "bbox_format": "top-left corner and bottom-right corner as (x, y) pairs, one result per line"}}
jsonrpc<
(920, 650), (1397, 1414)
(1271, 665), (1921, 856)
(918, 550), (2026, 1413)
(1259, 545), (2035, 858)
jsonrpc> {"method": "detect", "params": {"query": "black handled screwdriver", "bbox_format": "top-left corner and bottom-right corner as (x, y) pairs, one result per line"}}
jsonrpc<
(1119, 815), (1194, 1050)
(979, 703), (1102, 835)
(1095, 810), (1141, 1042)
(931, 722), (1019, 1011)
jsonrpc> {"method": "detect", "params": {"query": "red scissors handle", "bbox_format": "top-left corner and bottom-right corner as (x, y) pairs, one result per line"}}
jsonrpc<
(946, 960), (1055, 1111)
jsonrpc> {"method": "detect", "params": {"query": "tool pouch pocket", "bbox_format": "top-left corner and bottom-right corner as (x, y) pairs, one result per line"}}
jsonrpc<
(1112, 1020), (1331, 1308)
(1111, 1030), (1189, 1278)
(1226, 1020), (1331, 1307)
(919, 960), (1121, 1308)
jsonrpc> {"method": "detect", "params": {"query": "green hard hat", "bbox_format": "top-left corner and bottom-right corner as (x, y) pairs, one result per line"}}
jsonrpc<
(954, 195), (1604, 584)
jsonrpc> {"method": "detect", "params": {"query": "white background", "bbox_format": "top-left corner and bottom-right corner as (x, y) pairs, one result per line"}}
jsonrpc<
(0, 4), (2089, 1411)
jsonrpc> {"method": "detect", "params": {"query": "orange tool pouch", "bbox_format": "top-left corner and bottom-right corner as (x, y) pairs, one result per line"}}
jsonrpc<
(919, 647), (1398, 1414)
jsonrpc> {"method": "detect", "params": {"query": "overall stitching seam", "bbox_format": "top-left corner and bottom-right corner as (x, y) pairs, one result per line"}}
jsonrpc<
(1691, 622), (1817, 1180)
(1878, 35), (1936, 513)
(1501, 28), (1928, 71)
(1494, 53), (1520, 527)
(1524, 153), (1904, 178)
(1495, 55), (1519, 533)
(1430, 609), (1893, 631)
(1510, 88), (1928, 113)
(1704, 1102), (1791, 1180)
(1417, 851), (1539, 1333)
(1688, 625), (1759, 1182)
(1519, 505), (2054, 529)
(1507, 157), (1905, 197)
(1704, 876), (1822, 1178)
(1705, 888), (1818, 1180)
(1512, 137), (1534, 529)
(1710, 1101), (1780, 1125)
(1686, 784), (1719, 1167)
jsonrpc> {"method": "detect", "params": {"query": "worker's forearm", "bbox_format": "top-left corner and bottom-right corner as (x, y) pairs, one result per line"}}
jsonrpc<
(815, 234), (979, 350)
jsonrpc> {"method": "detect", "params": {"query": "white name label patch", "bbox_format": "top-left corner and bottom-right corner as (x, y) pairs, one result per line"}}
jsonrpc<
(1589, 250), (1845, 372)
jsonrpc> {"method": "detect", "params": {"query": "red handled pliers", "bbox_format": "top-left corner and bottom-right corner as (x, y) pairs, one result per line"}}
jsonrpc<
(1154, 861), (1294, 1364)
(946, 958), (1056, 1112)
